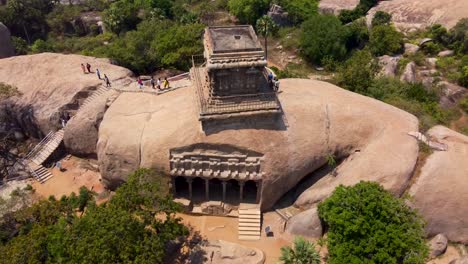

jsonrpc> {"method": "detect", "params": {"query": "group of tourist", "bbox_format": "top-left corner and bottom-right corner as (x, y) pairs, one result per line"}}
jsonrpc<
(267, 72), (280, 92)
(80, 63), (111, 87)
(137, 76), (170, 90)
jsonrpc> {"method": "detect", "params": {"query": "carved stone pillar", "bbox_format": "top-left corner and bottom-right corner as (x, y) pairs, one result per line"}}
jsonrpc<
(256, 181), (262, 204)
(239, 181), (245, 203)
(186, 178), (193, 200)
(171, 177), (176, 196)
(205, 178), (209, 200)
(222, 181), (227, 201)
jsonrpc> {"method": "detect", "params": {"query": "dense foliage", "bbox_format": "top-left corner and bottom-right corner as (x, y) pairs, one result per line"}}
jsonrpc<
(279, 236), (321, 264)
(318, 182), (429, 264)
(335, 49), (378, 93)
(338, 0), (379, 24)
(371, 11), (392, 27)
(0, 169), (188, 263)
(276, 0), (318, 24)
(300, 15), (348, 65)
(227, 0), (270, 24)
(369, 25), (404, 56)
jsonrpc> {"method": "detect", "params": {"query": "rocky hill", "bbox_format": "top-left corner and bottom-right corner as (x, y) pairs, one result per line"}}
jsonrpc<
(367, 0), (468, 30)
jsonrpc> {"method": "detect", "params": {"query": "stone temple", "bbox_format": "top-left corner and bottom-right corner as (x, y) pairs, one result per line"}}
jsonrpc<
(172, 25), (280, 206)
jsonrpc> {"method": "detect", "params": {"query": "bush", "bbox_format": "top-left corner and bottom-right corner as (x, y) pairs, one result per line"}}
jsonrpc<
(371, 11), (391, 27)
(300, 15), (348, 64)
(369, 25), (404, 56)
(346, 18), (369, 50)
(279, 236), (321, 264)
(227, 0), (270, 24)
(276, 0), (319, 24)
(10, 37), (29, 55)
(460, 97), (468, 113)
(421, 42), (442, 56)
(427, 24), (450, 47)
(318, 181), (429, 264)
(335, 49), (378, 93)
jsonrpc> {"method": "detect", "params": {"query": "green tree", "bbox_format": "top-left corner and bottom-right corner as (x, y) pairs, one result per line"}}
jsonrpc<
(300, 14), (348, 64)
(227, 0), (270, 25)
(277, 0), (318, 24)
(256, 15), (278, 60)
(335, 49), (378, 93)
(279, 236), (321, 264)
(103, 0), (141, 34)
(0, 169), (188, 263)
(318, 181), (429, 264)
(369, 25), (403, 56)
(372, 11), (392, 27)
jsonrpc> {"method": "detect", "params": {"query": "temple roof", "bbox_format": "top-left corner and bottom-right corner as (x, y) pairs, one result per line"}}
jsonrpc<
(204, 25), (266, 68)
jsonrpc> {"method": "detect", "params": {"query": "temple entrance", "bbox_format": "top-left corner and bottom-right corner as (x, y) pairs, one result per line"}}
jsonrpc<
(174, 176), (189, 198)
(226, 179), (240, 205)
(192, 177), (205, 202)
(244, 180), (257, 203)
(209, 178), (223, 201)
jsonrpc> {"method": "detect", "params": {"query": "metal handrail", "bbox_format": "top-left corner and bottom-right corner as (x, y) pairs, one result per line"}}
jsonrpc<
(23, 131), (54, 160)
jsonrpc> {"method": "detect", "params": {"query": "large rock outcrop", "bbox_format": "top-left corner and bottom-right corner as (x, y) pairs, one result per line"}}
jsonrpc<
(319, 0), (359, 15)
(367, 0), (468, 30)
(0, 53), (132, 137)
(286, 207), (322, 238)
(97, 78), (419, 209)
(63, 90), (119, 156)
(0, 23), (14, 59)
(409, 126), (468, 244)
(189, 240), (264, 264)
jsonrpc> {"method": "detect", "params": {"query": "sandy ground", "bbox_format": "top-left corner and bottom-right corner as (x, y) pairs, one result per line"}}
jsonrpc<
(32, 156), (105, 200)
(177, 211), (319, 264)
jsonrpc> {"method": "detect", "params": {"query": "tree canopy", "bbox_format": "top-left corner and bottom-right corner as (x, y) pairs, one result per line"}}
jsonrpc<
(318, 181), (429, 264)
(300, 15), (348, 65)
(228, 0), (270, 25)
(279, 236), (321, 264)
(0, 169), (188, 264)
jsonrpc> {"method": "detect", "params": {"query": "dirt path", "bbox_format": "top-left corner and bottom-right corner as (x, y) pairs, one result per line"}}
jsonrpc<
(32, 156), (105, 199)
(177, 211), (300, 263)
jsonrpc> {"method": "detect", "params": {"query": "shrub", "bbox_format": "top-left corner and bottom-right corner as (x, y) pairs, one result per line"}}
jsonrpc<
(427, 24), (450, 47)
(227, 0), (270, 25)
(421, 42), (442, 56)
(335, 49), (378, 93)
(346, 18), (369, 50)
(276, 0), (319, 24)
(279, 236), (321, 264)
(10, 37), (29, 55)
(460, 65), (468, 88)
(0, 82), (21, 99)
(369, 25), (404, 56)
(300, 14), (348, 64)
(318, 181), (429, 264)
(371, 11), (391, 27)
(459, 97), (468, 113)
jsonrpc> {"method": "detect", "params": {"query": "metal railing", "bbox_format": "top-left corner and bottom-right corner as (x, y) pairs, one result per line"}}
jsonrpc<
(23, 131), (54, 161)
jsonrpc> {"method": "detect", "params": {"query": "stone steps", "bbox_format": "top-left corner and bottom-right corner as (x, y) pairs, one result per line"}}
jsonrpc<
(29, 163), (53, 183)
(238, 204), (261, 241)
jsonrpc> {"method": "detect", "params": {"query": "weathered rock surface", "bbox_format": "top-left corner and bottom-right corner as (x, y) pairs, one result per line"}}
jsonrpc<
(189, 240), (264, 264)
(367, 0), (468, 30)
(63, 90), (119, 156)
(0, 53), (132, 137)
(450, 256), (468, 264)
(400, 61), (417, 83)
(98, 79), (419, 209)
(429, 234), (448, 258)
(437, 81), (468, 109)
(409, 126), (468, 244)
(0, 23), (14, 59)
(438, 50), (455, 57)
(319, 0), (359, 15)
(404, 43), (419, 55)
(378, 55), (400, 77)
(286, 207), (322, 238)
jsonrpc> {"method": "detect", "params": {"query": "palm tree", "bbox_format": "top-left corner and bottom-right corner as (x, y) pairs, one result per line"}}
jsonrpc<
(256, 15), (278, 60)
(279, 236), (321, 264)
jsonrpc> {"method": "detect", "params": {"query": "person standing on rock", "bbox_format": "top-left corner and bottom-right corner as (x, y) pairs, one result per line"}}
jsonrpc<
(137, 77), (143, 89)
(81, 63), (86, 74)
(86, 63), (92, 73)
(157, 78), (162, 90)
(163, 77), (170, 89)
(150, 76), (155, 89)
(104, 74), (111, 87)
(96, 68), (101, 80)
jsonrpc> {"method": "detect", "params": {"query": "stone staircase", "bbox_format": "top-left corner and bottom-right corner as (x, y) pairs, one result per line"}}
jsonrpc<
(28, 162), (53, 183)
(238, 204), (261, 241)
(82, 86), (110, 107)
